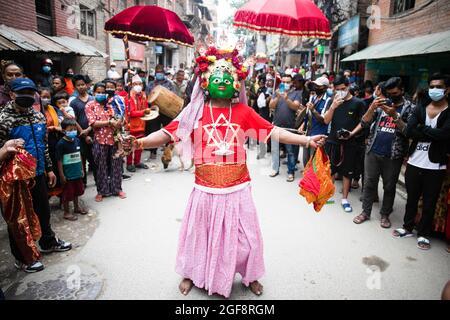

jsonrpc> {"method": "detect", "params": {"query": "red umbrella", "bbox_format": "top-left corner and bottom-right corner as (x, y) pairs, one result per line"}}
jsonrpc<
(233, 0), (331, 39)
(104, 6), (194, 127)
(105, 5), (194, 46)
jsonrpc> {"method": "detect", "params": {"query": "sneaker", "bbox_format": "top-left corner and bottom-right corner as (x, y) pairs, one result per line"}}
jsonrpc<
(126, 165), (136, 172)
(341, 202), (353, 213)
(15, 260), (44, 273)
(40, 238), (72, 253)
(122, 174), (131, 180)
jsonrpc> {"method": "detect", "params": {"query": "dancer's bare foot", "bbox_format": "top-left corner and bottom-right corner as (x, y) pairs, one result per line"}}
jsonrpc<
(249, 281), (263, 296)
(179, 278), (194, 296)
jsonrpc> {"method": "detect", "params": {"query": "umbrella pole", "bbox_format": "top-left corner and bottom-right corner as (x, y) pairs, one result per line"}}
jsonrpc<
(123, 34), (132, 135)
(274, 34), (282, 93)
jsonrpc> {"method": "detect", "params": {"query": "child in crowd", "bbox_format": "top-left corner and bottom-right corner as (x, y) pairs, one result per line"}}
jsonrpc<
(53, 91), (75, 120)
(56, 119), (87, 221)
(116, 79), (128, 98)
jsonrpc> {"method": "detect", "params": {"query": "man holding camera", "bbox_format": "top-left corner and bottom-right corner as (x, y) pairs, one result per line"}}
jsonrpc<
(353, 77), (414, 227)
(323, 75), (365, 213)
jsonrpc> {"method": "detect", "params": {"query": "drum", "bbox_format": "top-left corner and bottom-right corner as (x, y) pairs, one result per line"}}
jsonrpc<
(148, 85), (183, 119)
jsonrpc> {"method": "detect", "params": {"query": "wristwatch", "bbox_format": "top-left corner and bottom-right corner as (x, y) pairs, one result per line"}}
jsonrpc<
(393, 112), (401, 122)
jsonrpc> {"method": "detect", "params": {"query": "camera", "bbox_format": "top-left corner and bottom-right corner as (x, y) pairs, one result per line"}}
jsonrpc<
(337, 128), (351, 139)
(384, 98), (393, 106)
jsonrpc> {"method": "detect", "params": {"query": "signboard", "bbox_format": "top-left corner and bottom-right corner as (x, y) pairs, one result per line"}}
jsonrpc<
(129, 41), (145, 61)
(110, 37), (145, 61)
(338, 15), (360, 49)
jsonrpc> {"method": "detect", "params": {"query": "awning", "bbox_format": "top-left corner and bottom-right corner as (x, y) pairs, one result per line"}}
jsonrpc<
(342, 30), (450, 62)
(0, 24), (107, 57)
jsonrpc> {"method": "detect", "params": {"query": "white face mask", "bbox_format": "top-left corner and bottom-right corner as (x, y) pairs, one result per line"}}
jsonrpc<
(133, 85), (142, 93)
(336, 89), (348, 99)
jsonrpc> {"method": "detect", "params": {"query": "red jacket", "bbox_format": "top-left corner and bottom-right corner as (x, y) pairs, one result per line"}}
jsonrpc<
(125, 92), (147, 136)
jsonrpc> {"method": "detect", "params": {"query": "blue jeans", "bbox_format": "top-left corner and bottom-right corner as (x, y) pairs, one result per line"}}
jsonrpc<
(271, 139), (299, 174)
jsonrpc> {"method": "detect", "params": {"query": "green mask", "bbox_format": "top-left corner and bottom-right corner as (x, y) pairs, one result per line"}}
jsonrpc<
(207, 72), (235, 99)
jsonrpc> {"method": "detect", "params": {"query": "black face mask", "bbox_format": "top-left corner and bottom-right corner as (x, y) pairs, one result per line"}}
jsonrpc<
(15, 94), (35, 109)
(65, 73), (74, 78)
(106, 89), (115, 96)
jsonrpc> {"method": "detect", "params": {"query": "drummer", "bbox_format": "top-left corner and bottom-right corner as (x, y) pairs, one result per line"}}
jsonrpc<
(125, 75), (151, 172)
(145, 64), (176, 160)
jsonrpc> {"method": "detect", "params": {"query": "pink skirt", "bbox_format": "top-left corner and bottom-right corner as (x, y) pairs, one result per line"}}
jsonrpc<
(176, 184), (265, 298)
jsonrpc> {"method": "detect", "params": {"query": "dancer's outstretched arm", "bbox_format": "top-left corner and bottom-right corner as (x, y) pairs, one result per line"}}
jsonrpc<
(270, 127), (327, 149)
(135, 130), (172, 150)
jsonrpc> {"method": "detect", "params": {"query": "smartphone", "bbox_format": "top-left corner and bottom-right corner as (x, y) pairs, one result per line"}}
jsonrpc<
(384, 98), (393, 106)
(279, 83), (285, 94)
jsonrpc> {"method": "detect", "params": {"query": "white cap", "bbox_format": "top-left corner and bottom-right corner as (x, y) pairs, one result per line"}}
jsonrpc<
(312, 76), (330, 87)
(131, 74), (142, 84)
(110, 62), (116, 67)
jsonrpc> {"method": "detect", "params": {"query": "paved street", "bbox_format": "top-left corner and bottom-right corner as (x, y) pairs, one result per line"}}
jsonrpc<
(1, 147), (449, 300)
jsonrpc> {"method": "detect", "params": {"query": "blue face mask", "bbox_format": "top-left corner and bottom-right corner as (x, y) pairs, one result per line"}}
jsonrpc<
(155, 73), (165, 81)
(95, 93), (108, 103)
(429, 88), (446, 102)
(326, 88), (334, 97)
(42, 65), (51, 73)
(65, 130), (78, 139)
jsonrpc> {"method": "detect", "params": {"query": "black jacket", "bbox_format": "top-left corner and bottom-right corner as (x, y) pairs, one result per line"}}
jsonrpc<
(406, 101), (450, 165)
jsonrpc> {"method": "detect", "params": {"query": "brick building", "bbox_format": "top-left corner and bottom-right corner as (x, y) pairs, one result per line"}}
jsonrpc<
(342, 0), (450, 93)
(0, 0), (109, 82)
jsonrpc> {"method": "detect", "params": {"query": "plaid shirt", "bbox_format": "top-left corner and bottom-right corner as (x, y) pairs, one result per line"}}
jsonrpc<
(361, 98), (415, 160)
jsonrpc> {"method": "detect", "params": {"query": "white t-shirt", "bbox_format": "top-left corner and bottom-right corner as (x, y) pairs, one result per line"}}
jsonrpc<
(408, 107), (448, 170)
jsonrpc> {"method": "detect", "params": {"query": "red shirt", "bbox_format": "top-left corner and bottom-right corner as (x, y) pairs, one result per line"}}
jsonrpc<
(163, 103), (274, 166)
(85, 100), (117, 145)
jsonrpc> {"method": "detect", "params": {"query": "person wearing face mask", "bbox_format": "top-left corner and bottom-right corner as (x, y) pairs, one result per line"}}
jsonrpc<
(354, 77), (414, 228)
(107, 62), (121, 80)
(393, 73), (450, 251)
(0, 60), (24, 109)
(323, 75), (365, 213)
(0, 78), (72, 271)
(125, 75), (151, 172)
(55, 118), (87, 221)
(64, 67), (75, 96)
(145, 64), (176, 160)
(35, 58), (54, 88)
(268, 74), (303, 182)
(85, 82), (126, 202)
(39, 88), (65, 199)
(297, 76), (331, 168)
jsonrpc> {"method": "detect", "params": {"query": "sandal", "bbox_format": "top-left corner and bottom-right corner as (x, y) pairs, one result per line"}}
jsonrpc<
(95, 194), (103, 202)
(135, 163), (149, 169)
(117, 191), (127, 199)
(353, 213), (370, 224)
(64, 213), (78, 221)
(74, 208), (88, 215)
(269, 170), (279, 177)
(286, 174), (295, 182)
(380, 215), (391, 229)
(417, 237), (431, 250)
(392, 228), (413, 238)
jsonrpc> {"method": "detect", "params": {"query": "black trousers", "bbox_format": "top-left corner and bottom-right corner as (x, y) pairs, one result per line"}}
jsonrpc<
(8, 175), (57, 261)
(145, 114), (172, 154)
(81, 139), (97, 185)
(403, 164), (446, 237)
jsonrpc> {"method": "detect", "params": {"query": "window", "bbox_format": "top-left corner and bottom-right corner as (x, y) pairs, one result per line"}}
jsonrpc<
(35, 0), (53, 35)
(119, 0), (127, 10)
(80, 6), (96, 37)
(393, 0), (415, 15)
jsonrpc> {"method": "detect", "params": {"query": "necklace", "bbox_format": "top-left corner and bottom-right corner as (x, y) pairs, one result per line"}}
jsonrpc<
(209, 101), (234, 156)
